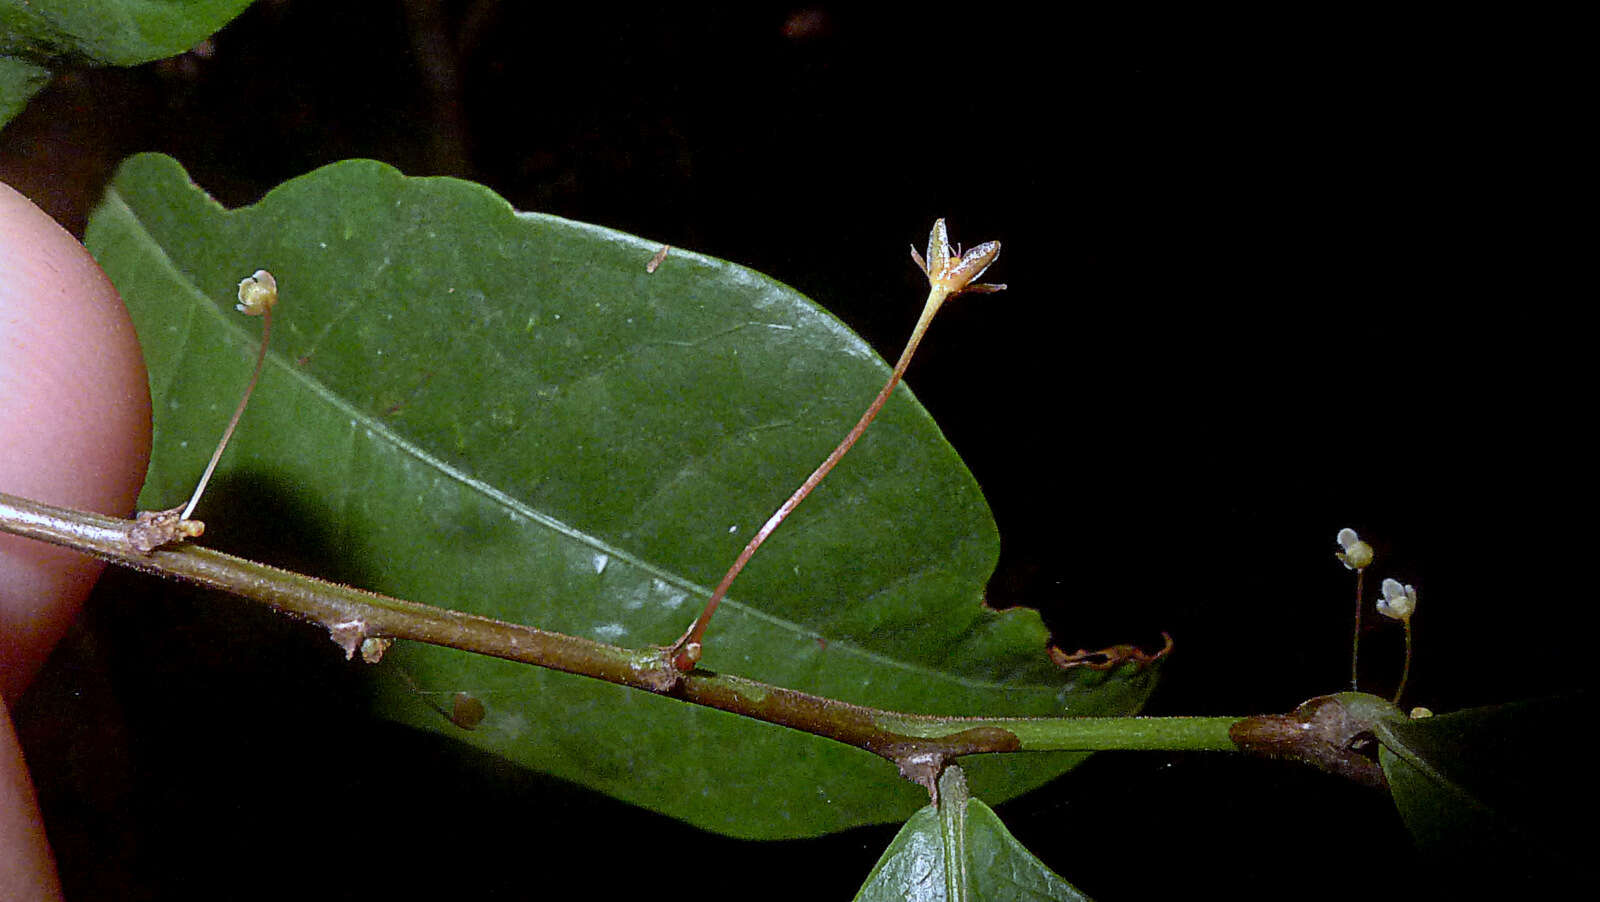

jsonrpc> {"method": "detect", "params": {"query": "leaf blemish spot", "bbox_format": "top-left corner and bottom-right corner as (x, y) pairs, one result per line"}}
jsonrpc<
(451, 693), (487, 730)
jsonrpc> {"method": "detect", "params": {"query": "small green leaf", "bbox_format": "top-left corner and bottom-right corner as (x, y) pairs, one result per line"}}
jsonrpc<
(1, 0), (253, 128)
(1, 55), (49, 124)
(1376, 695), (1584, 878)
(86, 153), (1156, 839)
(855, 768), (1088, 902)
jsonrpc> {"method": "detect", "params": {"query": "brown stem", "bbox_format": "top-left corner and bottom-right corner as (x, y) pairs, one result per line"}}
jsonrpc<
(182, 307), (272, 520)
(0, 490), (1243, 782)
(1350, 568), (1363, 690)
(1229, 693), (1391, 789)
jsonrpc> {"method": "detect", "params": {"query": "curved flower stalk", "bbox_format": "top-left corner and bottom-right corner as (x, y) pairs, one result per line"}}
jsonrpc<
(1378, 578), (1419, 704)
(128, 270), (278, 553)
(1335, 527), (1374, 688)
(666, 220), (1004, 671)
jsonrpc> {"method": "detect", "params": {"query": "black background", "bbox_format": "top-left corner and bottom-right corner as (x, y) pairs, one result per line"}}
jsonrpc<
(4, 4), (1586, 899)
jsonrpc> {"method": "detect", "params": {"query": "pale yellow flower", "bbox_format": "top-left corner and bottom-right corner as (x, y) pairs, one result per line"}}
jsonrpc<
(236, 269), (278, 315)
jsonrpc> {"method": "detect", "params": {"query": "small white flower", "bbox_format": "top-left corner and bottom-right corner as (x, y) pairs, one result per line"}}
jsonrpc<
(1335, 527), (1374, 570)
(236, 269), (278, 316)
(1378, 578), (1417, 620)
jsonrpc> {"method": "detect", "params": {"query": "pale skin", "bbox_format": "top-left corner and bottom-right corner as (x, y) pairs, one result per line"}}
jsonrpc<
(0, 179), (153, 900)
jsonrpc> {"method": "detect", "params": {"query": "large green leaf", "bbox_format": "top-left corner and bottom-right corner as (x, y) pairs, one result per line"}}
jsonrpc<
(855, 767), (1089, 901)
(85, 153), (1156, 838)
(1, 0), (253, 128)
(1376, 695), (1584, 880)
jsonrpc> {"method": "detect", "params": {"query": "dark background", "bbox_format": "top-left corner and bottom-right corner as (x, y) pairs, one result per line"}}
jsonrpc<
(3, 3), (1586, 899)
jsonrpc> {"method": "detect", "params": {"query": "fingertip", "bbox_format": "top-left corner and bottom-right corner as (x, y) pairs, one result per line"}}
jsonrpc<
(0, 180), (152, 700)
(0, 703), (63, 900)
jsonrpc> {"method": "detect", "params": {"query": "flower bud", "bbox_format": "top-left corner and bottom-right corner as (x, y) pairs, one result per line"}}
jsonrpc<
(1377, 578), (1417, 620)
(910, 219), (1005, 296)
(236, 269), (278, 316)
(1335, 527), (1374, 570)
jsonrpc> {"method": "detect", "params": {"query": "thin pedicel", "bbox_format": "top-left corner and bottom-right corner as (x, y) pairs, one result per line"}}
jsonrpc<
(127, 270), (278, 553)
(665, 220), (1004, 672)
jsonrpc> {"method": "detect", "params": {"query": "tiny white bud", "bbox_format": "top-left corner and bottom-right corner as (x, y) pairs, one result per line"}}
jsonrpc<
(1335, 527), (1374, 570)
(1409, 706), (1434, 719)
(1377, 578), (1417, 620)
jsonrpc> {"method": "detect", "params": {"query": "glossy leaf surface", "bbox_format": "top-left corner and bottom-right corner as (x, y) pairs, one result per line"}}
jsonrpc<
(85, 153), (1156, 838)
(0, 56), (48, 124)
(0, 0), (253, 128)
(1376, 695), (1583, 879)
(855, 798), (1087, 901)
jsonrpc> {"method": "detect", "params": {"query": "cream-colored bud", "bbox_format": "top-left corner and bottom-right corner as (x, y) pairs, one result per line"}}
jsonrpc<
(1377, 578), (1417, 620)
(236, 269), (278, 316)
(1335, 527), (1374, 570)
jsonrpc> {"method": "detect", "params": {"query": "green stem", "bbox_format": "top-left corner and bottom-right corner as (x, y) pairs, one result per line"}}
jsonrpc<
(875, 710), (1242, 751)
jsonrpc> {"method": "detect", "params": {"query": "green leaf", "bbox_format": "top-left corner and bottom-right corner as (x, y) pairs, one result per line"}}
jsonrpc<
(1376, 695), (1584, 878)
(0, 0), (252, 64)
(1, 55), (48, 124)
(1, 0), (253, 128)
(85, 152), (1157, 839)
(855, 767), (1088, 901)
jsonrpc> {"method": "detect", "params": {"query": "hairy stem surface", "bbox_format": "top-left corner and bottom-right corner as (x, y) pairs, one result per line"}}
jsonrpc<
(2, 490), (1243, 782)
